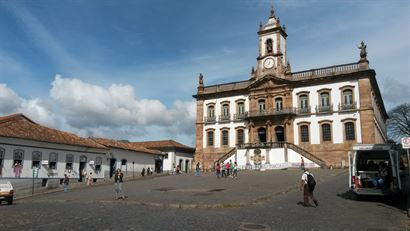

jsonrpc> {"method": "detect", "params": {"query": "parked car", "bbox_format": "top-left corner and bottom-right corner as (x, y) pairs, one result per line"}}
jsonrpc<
(348, 144), (402, 200)
(0, 180), (14, 205)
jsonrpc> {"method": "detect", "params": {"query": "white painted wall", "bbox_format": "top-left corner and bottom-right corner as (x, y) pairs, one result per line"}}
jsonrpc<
(162, 150), (194, 173)
(292, 80), (362, 145)
(0, 137), (107, 179)
(108, 148), (156, 177)
(203, 95), (249, 148)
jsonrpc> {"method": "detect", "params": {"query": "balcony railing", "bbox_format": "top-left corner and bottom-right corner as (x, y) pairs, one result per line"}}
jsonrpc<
(245, 107), (296, 118)
(338, 102), (357, 111)
(315, 104), (333, 114)
(233, 113), (246, 121)
(291, 62), (361, 80)
(219, 114), (231, 123)
(296, 106), (311, 115)
(204, 116), (216, 124)
(237, 142), (285, 149)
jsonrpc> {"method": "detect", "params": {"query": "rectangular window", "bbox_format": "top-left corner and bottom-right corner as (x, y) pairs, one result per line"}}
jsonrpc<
(237, 102), (245, 115)
(32, 151), (42, 169)
(49, 153), (58, 169)
(237, 129), (244, 145)
(13, 150), (24, 166)
(207, 131), (214, 147)
(300, 126), (309, 143)
(345, 122), (355, 141)
(65, 154), (74, 170)
(322, 124), (332, 142)
(222, 131), (229, 146)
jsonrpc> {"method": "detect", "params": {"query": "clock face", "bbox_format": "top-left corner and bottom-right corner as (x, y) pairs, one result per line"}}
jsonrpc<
(263, 58), (274, 69)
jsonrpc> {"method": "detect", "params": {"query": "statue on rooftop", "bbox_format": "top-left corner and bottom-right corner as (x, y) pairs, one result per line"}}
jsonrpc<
(358, 41), (367, 59)
(198, 73), (204, 86)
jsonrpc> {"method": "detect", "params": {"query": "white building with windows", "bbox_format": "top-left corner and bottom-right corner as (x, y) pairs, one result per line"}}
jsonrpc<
(0, 114), (108, 185)
(193, 7), (388, 170)
(132, 140), (195, 173)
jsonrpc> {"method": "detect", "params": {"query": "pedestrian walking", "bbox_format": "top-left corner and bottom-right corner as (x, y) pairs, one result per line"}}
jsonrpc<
(87, 172), (93, 186)
(63, 174), (69, 192)
(225, 162), (230, 177)
(229, 160), (234, 178)
(114, 169), (125, 200)
(82, 169), (87, 183)
(300, 169), (318, 207)
(141, 167), (145, 177)
(195, 162), (201, 176)
(221, 162), (226, 178)
(172, 164), (176, 175)
(300, 157), (305, 171)
(147, 167), (151, 176)
(216, 162), (221, 179)
(233, 162), (238, 178)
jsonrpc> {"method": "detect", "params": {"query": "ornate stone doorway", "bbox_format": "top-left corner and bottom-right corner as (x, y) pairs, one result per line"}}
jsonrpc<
(258, 127), (267, 143)
(275, 126), (285, 142)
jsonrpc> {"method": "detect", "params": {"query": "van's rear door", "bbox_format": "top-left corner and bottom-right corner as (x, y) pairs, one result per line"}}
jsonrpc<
(348, 151), (355, 188)
(390, 150), (402, 190)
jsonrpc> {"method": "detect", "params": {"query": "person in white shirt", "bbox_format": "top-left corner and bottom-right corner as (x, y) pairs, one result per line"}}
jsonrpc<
(300, 169), (318, 207)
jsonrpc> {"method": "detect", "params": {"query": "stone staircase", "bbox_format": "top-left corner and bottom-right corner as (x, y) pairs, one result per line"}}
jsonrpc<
(213, 148), (236, 167)
(285, 142), (326, 167)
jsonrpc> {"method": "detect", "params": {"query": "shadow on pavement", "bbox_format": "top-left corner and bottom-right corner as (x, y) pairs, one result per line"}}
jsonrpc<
(336, 190), (406, 212)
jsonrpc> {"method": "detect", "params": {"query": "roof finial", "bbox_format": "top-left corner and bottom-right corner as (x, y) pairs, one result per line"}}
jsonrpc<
(198, 73), (204, 86)
(270, 5), (276, 18)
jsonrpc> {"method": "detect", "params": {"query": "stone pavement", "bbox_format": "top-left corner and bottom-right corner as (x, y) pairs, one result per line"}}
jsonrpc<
(21, 168), (346, 208)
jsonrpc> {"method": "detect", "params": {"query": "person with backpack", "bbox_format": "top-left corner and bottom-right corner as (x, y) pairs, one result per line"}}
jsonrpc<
(300, 169), (318, 207)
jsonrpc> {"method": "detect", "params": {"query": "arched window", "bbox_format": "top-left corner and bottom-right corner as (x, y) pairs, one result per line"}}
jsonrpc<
(222, 104), (229, 116)
(237, 102), (245, 115)
(221, 130), (229, 146)
(345, 122), (355, 141)
(258, 99), (266, 113)
(66, 154), (74, 170)
(237, 129), (244, 145)
(121, 159), (127, 166)
(258, 127), (267, 143)
(32, 151), (42, 169)
(266, 39), (273, 53)
(95, 157), (103, 172)
(343, 89), (353, 105)
(299, 95), (309, 109)
(49, 152), (58, 169)
(207, 105), (215, 118)
(275, 98), (283, 111)
(300, 125), (309, 143)
(320, 92), (330, 107)
(207, 131), (214, 147)
(321, 124), (332, 142)
(13, 149), (24, 166)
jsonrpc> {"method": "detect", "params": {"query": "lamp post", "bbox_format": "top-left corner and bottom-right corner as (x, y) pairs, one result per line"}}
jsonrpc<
(132, 161), (135, 178)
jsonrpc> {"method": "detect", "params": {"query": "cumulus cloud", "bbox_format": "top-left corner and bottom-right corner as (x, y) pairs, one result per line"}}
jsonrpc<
(0, 76), (196, 143)
(0, 83), (57, 127)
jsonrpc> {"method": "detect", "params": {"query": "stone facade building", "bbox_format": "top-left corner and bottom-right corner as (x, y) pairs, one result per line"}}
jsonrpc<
(193, 8), (388, 170)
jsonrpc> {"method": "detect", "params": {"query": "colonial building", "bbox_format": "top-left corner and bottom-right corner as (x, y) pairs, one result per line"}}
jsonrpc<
(193, 8), (388, 170)
(132, 140), (195, 173)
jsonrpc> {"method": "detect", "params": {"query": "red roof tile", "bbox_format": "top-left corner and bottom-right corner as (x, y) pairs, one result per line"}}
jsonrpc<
(131, 140), (195, 152)
(0, 114), (107, 150)
(93, 138), (163, 155)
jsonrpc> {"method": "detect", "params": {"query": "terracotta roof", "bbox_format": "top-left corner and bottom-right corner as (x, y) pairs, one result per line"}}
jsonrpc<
(131, 140), (195, 152)
(0, 114), (107, 150)
(93, 138), (163, 155)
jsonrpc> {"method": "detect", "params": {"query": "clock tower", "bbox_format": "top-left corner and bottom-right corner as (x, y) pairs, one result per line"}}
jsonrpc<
(252, 6), (289, 80)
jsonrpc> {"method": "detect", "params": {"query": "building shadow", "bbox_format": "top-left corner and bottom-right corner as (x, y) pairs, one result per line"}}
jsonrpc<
(336, 190), (406, 212)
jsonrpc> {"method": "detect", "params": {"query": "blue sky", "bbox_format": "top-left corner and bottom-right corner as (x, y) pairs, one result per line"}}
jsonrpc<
(0, 0), (409, 146)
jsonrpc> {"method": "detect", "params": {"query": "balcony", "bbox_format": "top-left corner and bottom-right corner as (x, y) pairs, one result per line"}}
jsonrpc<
(296, 106), (311, 115)
(233, 113), (246, 121)
(338, 102), (357, 112)
(237, 142), (285, 149)
(315, 104), (333, 114)
(245, 108), (296, 118)
(204, 116), (216, 124)
(219, 114), (231, 123)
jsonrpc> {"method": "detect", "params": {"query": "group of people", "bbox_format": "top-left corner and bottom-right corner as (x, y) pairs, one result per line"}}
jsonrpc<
(215, 160), (238, 179)
(141, 167), (153, 177)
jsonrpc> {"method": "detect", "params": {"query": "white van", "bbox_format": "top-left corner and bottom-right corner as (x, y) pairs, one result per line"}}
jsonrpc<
(348, 144), (402, 198)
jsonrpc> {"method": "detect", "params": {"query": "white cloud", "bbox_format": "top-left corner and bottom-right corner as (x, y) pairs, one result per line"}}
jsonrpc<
(0, 84), (22, 114)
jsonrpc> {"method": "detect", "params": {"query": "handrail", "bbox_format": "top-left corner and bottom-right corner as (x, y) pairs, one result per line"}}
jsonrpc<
(291, 62), (360, 80)
(285, 142), (326, 167)
(245, 107), (296, 118)
(214, 148), (236, 166)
